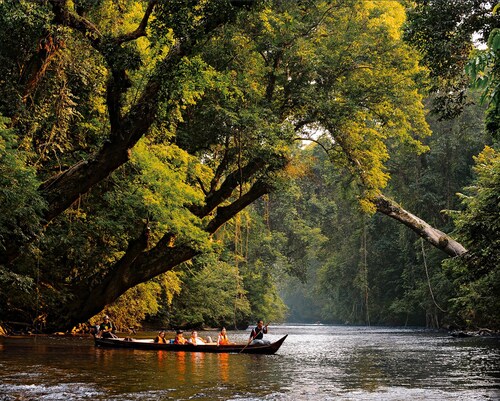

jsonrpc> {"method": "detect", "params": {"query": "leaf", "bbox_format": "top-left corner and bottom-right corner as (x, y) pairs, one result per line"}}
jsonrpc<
(490, 29), (500, 51)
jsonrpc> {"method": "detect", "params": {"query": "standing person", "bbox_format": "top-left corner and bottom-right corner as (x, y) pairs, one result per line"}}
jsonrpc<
(217, 327), (233, 345)
(154, 330), (167, 343)
(98, 315), (117, 338)
(249, 320), (270, 345)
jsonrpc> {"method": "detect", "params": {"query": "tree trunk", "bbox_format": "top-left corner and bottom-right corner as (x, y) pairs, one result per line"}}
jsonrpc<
(39, 76), (164, 222)
(374, 194), (467, 257)
(0, 0), (229, 264)
(20, 32), (64, 104)
(53, 168), (274, 330)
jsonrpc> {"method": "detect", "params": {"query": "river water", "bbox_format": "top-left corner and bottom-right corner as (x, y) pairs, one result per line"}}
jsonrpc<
(0, 324), (499, 400)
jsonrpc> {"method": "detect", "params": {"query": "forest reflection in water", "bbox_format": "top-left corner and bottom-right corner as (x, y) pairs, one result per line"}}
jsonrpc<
(0, 325), (499, 400)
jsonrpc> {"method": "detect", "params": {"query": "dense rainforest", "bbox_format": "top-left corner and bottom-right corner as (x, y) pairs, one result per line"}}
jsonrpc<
(0, 0), (498, 334)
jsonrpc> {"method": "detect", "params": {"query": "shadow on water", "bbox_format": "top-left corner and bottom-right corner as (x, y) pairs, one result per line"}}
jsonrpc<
(0, 325), (499, 400)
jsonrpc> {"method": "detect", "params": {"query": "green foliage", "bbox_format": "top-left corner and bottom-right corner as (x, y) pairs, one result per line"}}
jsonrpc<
(0, 117), (45, 255)
(83, 271), (182, 332)
(176, 0), (431, 208)
(32, 136), (211, 292)
(382, 96), (492, 328)
(0, 0), (52, 114)
(285, 0), (430, 208)
(151, 0), (241, 42)
(275, 94), (492, 327)
(0, 265), (36, 324)
(444, 147), (500, 327)
(405, 0), (499, 118)
(92, 275), (182, 331)
(2, 0), (494, 332)
(166, 254), (252, 328)
(466, 27), (500, 140)
(466, 34), (499, 102)
(240, 259), (287, 325)
(128, 140), (209, 246)
(209, 207), (291, 326)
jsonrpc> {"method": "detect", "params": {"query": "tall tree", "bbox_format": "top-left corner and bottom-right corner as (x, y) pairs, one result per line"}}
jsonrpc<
(0, 0), (260, 264)
(1, 1), (434, 330)
(1, 0), (277, 328)
(443, 147), (500, 327)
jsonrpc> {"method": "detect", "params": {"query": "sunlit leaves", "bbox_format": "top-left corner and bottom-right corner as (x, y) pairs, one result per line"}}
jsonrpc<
(94, 280), (167, 330)
(281, 0), (431, 208)
(122, 139), (210, 246)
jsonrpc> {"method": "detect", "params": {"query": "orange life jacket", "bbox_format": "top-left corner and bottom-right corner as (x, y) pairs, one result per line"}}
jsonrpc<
(155, 336), (167, 344)
(190, 336), (205, 344)
(218, 334), (229, 345)
(174, 336), (187, 344)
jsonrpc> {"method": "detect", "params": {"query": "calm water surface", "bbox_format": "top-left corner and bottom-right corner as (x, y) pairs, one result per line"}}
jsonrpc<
(0, 325), (499, 400)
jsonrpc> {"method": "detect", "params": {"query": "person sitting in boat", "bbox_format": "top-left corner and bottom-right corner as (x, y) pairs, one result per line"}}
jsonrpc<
(98, 315), (118, 339)
(249, 320), (270, 345)
(188, 330), (207, 345)
(154, 330), (167, 344)
(174, 330), (187, 344)
(217, 327), (233, 345)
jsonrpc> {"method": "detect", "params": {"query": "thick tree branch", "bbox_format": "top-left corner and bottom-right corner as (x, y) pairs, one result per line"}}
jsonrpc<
(61, 173), (272, 327)
(374, 194), (467, 257)
(111, 221), (151, 273)
(2, 2), (248, 266)
(51, 0), (102, 47)
(115, 0), (158, 44)
(205, 180), (271, 234)
(50, 0), (157, 136)
(39, 40), (189, 222)
(190, 157), (266, 217)
(66, 236), (193, 325)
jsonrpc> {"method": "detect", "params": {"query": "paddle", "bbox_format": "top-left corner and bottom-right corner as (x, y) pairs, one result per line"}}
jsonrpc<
(239, 322), (270, 354)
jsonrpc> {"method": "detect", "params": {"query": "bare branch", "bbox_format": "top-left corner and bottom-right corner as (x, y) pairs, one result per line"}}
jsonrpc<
(374, 194), (467, 257)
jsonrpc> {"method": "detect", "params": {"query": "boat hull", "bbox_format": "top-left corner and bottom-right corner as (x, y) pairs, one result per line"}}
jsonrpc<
(94, 335), (287, 355)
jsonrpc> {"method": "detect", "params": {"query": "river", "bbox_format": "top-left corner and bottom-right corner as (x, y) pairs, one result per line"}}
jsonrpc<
(0, 324), (499, 400)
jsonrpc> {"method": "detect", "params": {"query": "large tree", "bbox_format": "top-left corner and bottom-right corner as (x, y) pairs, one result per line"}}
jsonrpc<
(0, 0), (262, 265)
(1, 0), (436, 330)
(0, 0), (277, 328)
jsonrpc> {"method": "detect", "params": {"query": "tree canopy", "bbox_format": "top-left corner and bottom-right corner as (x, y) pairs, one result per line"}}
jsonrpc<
(0, 0), (498, 332)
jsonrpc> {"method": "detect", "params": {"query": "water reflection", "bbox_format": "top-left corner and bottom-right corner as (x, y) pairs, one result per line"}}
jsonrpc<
(347, 350), (386, 391)
(0, 326), (499, 400)
(217, 353), (230, 382)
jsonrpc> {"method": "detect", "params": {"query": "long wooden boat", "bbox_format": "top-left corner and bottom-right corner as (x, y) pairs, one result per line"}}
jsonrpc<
(95, 335), (287, 355)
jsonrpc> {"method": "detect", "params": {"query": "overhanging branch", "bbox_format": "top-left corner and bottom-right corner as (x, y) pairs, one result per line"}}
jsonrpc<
(206, 180), (271, 234)
(374, 194), (467, 257)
